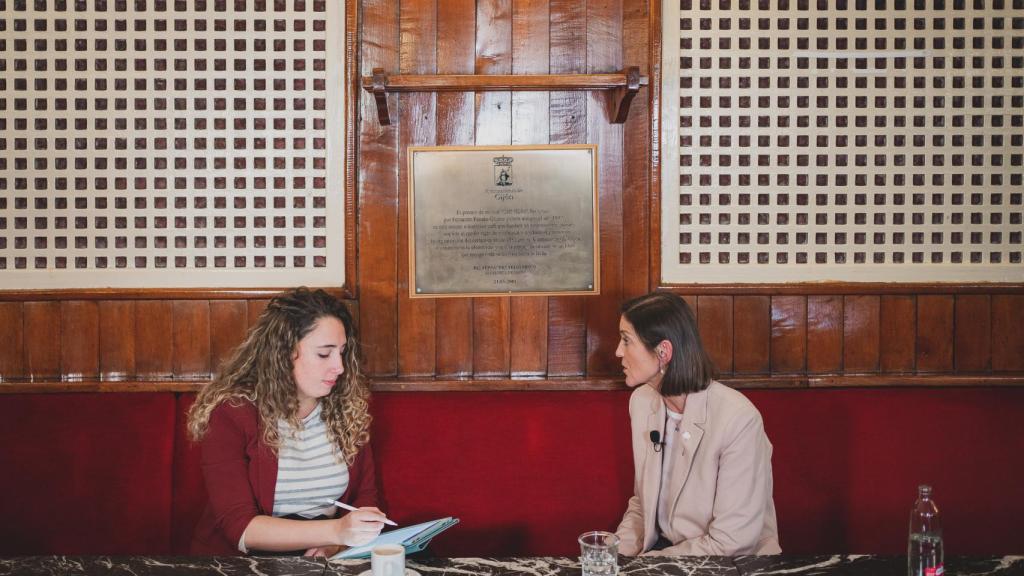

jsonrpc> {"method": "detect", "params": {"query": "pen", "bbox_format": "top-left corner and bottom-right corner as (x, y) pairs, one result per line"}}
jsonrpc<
(326, 499), (398, 526)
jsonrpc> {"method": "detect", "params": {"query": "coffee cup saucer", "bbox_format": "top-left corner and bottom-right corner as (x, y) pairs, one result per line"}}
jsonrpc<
(357, 570), (420, 576)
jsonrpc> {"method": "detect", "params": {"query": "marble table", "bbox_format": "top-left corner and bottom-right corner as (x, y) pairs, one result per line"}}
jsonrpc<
(1, 555), (1021, 576)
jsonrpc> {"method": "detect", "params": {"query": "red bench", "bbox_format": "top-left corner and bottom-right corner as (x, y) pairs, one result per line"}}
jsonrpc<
(1, 387), (1021, 556)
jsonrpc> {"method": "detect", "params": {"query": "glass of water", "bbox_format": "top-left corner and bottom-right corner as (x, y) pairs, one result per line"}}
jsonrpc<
(578, 531), (620, 576)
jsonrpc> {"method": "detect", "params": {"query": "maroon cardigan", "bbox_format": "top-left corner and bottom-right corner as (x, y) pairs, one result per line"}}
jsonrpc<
(190, 401), (379, 555)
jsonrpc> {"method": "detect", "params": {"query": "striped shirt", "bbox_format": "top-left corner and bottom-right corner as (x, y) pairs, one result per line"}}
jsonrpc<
(271, 403), (350, 519)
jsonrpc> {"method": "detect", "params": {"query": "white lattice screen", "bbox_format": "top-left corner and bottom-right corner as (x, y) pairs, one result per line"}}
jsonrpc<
(0, 0), (344, 289)
(661, 0), (1023, 283)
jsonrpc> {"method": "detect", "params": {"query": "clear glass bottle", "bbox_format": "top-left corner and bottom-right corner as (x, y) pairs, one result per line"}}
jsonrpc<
(908, 484), (944, 576)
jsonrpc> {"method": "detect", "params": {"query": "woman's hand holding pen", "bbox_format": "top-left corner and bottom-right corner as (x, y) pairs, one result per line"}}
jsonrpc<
(334, 507), (387, 546)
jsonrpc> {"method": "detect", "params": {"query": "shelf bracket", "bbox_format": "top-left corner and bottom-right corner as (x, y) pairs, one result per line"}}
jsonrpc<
(369, 68), (391, 126)
(612, 66), (643, 124)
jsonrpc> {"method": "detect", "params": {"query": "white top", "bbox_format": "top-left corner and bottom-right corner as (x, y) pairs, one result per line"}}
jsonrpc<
(272, 403), (350, 518)
(656, 407), (685, 536)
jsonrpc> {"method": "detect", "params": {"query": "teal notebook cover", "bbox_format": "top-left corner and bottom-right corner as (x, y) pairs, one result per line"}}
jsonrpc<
(332, 517), (459, 560)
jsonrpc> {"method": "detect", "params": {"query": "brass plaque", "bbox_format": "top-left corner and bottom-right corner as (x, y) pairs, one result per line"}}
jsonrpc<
(409, 145), (600, 298)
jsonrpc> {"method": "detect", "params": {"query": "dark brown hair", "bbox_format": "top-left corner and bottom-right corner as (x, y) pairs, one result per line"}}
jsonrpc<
(620, 292), (716, 396)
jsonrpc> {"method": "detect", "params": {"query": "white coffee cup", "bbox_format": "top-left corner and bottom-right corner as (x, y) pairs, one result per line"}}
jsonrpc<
(371, 544), (405, 576)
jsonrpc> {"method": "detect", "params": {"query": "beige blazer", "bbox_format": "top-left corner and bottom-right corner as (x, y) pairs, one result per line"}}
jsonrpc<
(615, 381), (781, 556)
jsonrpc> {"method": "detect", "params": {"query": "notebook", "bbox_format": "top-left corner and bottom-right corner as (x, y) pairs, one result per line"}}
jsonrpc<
(331, 517), (459, 559)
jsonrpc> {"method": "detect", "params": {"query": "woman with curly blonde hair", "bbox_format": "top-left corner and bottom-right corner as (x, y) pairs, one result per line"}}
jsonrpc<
(188, 287), (387, 557)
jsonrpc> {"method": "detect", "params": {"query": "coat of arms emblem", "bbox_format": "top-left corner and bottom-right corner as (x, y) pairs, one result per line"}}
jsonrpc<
(493, 155), (513, 187)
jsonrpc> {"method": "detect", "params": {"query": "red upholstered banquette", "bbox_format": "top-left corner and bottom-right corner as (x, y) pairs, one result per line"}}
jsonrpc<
(0, 387), (1021, 556)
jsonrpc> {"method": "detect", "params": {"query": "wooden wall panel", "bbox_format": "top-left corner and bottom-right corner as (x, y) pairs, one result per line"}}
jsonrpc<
(396, 0), (438, 377)
(548, 296), (587, 376)
(955, 295), (991, 372)
(697, 295), (733, 374)
(992, 295), (1024, 372)
(247, 299), (270, 328)
(172, 301), (211, 378)
(135, 301), (174, 378)
(473, 298), (512, 377)
(209, 301), (248, 373)
(843, 295), (880, 373)
(509, 0), (551, 378)
(879, 295), (916, 373)
(545, 0), (589, 378)
(807, 296), (843, 374)
(584, 0), (626, 376)
(471, 0), (514, 378)
(771, 296), (806, 374)
(510, 298), (549, 377)
(24, 302), (61, 380)
(0, 303), (25, 380)
(733, 296), (770, 374)
(917, 295), (954, 372)
(434, 0), (477, 378)
(621, 0), (651, 301)
(98, 301), (136, 379)
(358, 0), (401, 376)
(60, 301), (100, 379)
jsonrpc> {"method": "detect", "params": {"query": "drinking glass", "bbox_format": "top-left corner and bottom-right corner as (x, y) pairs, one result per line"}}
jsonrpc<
(578, 531), (619, 576)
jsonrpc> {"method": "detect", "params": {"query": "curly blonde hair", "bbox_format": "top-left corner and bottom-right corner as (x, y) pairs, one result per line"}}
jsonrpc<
(187, 288), (371, 464)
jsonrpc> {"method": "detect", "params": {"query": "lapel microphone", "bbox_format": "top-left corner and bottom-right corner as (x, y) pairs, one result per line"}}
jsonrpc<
(649, 430), (666, 452)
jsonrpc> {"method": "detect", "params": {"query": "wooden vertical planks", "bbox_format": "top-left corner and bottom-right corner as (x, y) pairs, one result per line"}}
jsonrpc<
(209, 301), (248, 374)
(879, 295), (916, 373)
(474, 0), (513, 145)
(770, 296), (806, 374)
(621, 0), (651, 299)
(135, 301), (174, 378)
(0, 303), (25, 380)
(546, 0), (589, 377)
(60, 301), (99, 379)
(472, 0), (513, 377)
(434, 0), (477, 378)
(511, 0), (551, 147)
(733, 296), (770, 374)
(843, 295), (880, 373)
(509, 0), (551, 378)
(510, 299), (549, 377)
(99, 301), (136, 380)
(697, 295), (733, 375)
(992, 295), (1024, 371)
(359, 0), (401, 376)
(585, 0), (625, 376)
(24, 302), (61, 380)
(172, 301), (211, 379)
(806, 296), (843, 373)
(548, 298), (587, 376)
(396, 0), (438, 377)
(473, 297), (512, 377)
(247, 299), (270, 328)
(916, 295), (954, 372)
(954, 295), (991, 372)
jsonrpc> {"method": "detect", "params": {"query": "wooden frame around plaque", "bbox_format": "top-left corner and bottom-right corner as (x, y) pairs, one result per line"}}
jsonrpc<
(408, 145), (600, 298)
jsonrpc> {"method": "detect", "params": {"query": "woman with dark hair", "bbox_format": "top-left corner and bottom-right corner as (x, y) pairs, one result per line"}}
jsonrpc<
(614, 292), (780, 556)
(188, 287), (387, 556)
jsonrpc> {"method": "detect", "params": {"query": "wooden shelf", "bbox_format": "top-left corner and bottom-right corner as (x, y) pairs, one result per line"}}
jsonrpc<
(362, 66), (647, 125)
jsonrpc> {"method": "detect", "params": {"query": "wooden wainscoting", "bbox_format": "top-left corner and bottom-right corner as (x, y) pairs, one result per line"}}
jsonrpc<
(1, 293), (1022, 390)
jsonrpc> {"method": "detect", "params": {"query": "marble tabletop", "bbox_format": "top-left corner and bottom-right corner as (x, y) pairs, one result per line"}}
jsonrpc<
(1, 554), (1021, 576)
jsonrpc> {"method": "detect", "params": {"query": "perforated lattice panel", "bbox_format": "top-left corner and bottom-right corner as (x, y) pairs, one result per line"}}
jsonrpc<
(661, 0), (1024, 283)
(0, 0), (344, 289)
